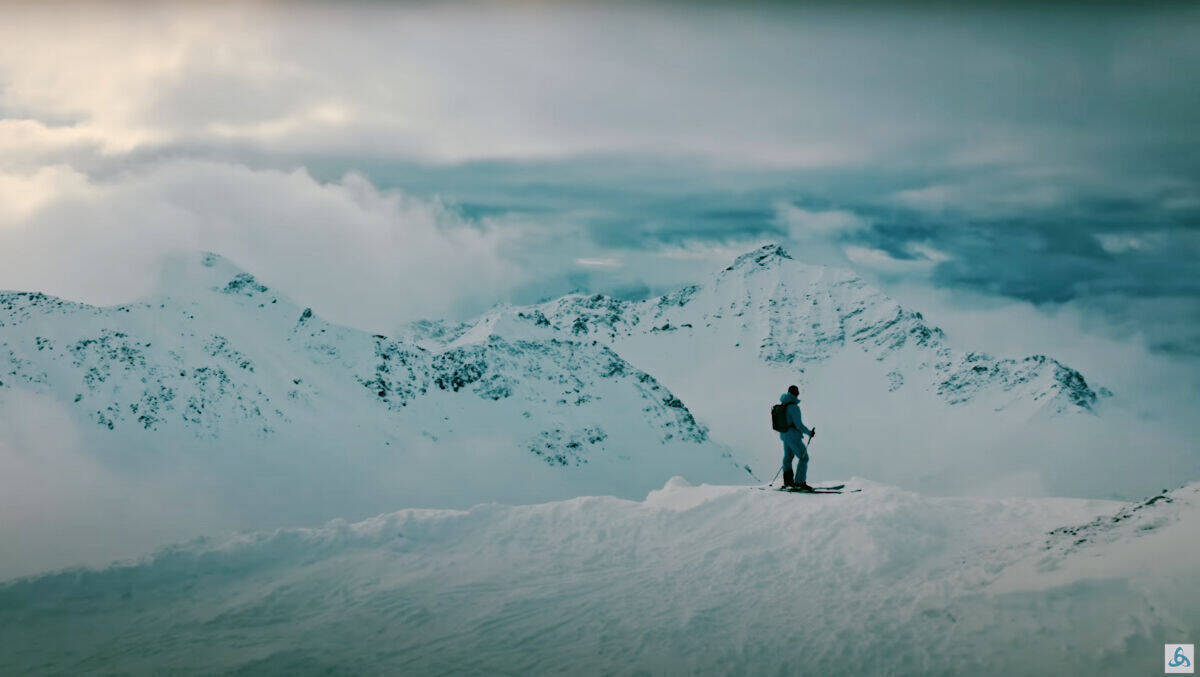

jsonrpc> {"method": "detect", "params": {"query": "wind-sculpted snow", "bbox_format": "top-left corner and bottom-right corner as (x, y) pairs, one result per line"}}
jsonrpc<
(2, 480), (1195, 675)
(1041, 483), (1196, 559)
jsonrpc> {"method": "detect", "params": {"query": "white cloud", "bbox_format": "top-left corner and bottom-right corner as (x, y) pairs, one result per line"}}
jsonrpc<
(1095, 231), (1167, 254)
(891, 184), (958, 212)
(575, 257), (623, 268)
(0, 160), (523, 331)
(8, 3), (1190, 172)
(0, 119), (107, 171)
(0, 389), (228, 578)
(775, 202), (869, 239)
(905, 242), (952, 263)
(843, 246), (922, 273)
(842, 244), (948, 276)
(0, 165), (92, 222)
(890, 181), (1069, 215)
(656, 241), (768, 262)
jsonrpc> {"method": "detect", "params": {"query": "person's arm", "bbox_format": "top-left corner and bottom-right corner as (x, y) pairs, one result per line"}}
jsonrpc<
(789, 404), (812, 437)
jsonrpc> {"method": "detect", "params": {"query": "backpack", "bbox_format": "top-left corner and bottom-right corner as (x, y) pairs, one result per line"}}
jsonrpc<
(770, 403), (792, 433)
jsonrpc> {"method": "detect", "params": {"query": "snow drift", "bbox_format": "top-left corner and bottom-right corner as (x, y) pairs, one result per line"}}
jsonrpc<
(2, 479), (1196, 675)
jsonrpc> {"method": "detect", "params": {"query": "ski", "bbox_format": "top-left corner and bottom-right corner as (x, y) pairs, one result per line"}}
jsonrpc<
(754, 485), (859, 494)
(782, 487), (862, 494)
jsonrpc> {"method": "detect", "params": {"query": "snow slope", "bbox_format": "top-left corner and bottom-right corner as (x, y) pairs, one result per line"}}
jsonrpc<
(3, 479), (1196, 676)
(0, 252), (748, 575)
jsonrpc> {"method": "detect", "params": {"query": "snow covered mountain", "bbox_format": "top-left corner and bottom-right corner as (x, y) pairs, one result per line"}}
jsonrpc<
(441, 244), (1101, 416)
(0, 243), (1171, 577)
(411, 244), (1120, 497)
(0, 252), (749, 574)
(3, 478), (1195, 675)
(3, 245), (1194, 674)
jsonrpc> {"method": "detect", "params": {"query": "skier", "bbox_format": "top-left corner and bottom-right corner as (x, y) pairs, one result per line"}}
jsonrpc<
(777, 385), (815, 491)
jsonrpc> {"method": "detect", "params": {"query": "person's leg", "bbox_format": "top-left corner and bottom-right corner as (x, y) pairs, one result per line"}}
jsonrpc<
(795, 444), (810, 486)
(781, 442), (795, 486)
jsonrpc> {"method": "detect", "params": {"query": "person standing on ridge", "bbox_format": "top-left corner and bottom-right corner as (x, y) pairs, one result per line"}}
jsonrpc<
(775, 385), (815, 491)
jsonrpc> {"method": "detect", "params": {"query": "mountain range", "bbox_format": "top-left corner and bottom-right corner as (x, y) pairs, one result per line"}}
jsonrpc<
(0, 243), (1131, 574)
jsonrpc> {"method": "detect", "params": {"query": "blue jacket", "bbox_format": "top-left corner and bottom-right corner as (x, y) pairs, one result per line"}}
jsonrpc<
(778, 392), (812, 443)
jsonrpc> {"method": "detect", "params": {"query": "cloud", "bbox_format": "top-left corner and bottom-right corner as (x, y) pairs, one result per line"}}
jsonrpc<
(0, 389), (232, 579)
(1095, 231), (1167, 254)
(906, 242), (952, 263)
(890, 177), (1072, 217)
(776, 202), (869, 239)
(0, 160), (523, 331)
(844, 246), (903, 269)
(0, 2), (1194, 355)
(0, 119), (106, 171)
(842, 244), (948, 276)
(0, 0), (1195, 578)
(575, 257), (623, 268)
(887, 279), (1200, 406)
(878, 287), (1200, 495)
(0, 165), (92, 221)
(3, 3), (1196, 173)
(890, 184), (959, 213)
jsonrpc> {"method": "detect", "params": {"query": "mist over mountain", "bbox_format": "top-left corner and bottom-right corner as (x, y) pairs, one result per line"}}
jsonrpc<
(4, 243), (1191, 580)
(2, 4), (1198, 674)
(0, 251), (750, 577)
(412, 244), (1188, 499)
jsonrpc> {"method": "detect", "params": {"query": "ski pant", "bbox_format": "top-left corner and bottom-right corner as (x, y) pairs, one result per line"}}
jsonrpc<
(782, 437), (808, 483)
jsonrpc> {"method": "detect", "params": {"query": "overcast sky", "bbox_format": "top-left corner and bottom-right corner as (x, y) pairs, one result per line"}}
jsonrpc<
(1, 1), (1197, 377)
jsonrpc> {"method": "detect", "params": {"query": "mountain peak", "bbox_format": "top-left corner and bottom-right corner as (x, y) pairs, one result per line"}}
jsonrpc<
(724, 243), (793, 272)
(153, 251), (279, 303)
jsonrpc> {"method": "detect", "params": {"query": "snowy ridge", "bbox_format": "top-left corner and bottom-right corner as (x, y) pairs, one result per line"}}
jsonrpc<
(0, 253), (720, 450)
(2, 479), (1195, 675)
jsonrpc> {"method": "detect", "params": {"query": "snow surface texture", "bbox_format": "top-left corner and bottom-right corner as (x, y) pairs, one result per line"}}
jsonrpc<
(2, 478), (1196, 676)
